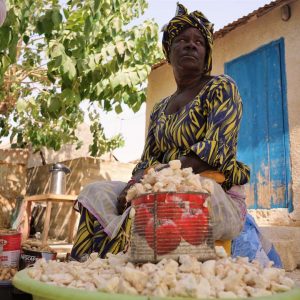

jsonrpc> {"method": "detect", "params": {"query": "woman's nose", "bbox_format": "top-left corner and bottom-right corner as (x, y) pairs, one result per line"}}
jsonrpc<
(184, 40), (197, 49)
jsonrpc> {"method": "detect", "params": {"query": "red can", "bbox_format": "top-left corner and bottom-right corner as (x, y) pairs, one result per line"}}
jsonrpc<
(0, 229), (22, 268)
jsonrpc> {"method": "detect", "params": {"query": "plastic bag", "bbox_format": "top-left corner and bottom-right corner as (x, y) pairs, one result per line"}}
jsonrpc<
(231, 213), (283, 268)
(203, 178), (246, 241)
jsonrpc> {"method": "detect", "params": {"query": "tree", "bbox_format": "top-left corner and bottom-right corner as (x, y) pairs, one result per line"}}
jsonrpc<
(0, 0), (163, 156)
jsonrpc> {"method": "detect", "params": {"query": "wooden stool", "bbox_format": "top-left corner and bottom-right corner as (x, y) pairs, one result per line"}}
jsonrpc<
(25, 194), (77, 245)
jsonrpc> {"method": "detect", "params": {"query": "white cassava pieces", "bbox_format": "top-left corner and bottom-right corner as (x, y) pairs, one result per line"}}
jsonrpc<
(26, 247), (294, 299)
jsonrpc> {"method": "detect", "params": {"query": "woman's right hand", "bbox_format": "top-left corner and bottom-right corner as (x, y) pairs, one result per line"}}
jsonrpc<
(116, 169), (145, 215)
(116, 183), (133, 215)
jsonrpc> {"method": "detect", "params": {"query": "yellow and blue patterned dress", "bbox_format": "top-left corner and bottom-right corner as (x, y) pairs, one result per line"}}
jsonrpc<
(134, 74), (250, 191)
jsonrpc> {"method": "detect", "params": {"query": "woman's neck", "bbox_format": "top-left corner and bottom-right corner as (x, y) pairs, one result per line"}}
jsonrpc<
(174, 71), (205, 93)
(173, 69), (206, 93)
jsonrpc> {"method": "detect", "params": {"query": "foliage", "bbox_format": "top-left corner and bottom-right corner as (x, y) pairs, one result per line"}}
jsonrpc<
(0, 0), (163, 156)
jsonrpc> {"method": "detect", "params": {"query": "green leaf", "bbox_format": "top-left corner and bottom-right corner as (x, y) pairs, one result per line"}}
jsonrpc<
(40, 15), (54, 34)
(115, 104), (122, 114)
(16, 99), (28, 113)
(84, 16), (93, 36)
(22, 35), (30, 45)
(51, 9), (63, 27)
(1, 54), (11, 70)
(63, 8), (69, 19)
(137, 67), (148, 80)
(94, 0), (101, 11)
(47, 96), (62, 116)
(61, 89), (80, 105)
(50, 42), (65, 58)
(62, 57), (76, 80)
(0, 27), (12, 51)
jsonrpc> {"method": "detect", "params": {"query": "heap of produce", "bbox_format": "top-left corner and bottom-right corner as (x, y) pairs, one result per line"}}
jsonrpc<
(26, 248), (294, 298)
(0, 266), (17, 281)
(22, 240), (55, 253)
(129, 160), (214, 261)
(126, 160), (214, 201)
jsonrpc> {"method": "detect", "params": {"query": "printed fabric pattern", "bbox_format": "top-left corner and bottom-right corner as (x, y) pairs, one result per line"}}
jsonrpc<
(133, 75), (250, 191)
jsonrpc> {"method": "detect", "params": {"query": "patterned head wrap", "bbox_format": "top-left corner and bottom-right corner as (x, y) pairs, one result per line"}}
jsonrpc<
(162, 3), (214, 75)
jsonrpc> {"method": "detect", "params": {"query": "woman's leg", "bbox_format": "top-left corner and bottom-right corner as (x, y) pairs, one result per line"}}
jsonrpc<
(71, 204), (133, 260)
(70, 204), (95, 261)
(94, 210), (133, 258)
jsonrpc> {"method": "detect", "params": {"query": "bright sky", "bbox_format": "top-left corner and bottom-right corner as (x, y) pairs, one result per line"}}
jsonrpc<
(103, 0), (273, 163)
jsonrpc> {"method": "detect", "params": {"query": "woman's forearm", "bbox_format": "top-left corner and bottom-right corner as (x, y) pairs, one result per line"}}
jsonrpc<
(131, 168), (145, 182)
(179, 151), (217, 174)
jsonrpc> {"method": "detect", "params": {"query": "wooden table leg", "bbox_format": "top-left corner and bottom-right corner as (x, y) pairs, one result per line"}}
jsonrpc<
(68, 206), (77, 243)
(42, 201), (52, 246)
(23, 200), (32, 240)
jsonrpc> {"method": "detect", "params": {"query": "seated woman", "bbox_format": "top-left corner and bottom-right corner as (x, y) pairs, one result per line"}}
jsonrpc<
(70, 3), (250, 261)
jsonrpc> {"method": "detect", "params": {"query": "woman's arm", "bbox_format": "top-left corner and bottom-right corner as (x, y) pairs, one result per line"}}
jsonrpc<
(179, 76), (245, 185)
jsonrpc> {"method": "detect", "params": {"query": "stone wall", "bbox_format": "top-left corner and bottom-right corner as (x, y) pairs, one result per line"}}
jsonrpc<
(0, 149), (29, 228)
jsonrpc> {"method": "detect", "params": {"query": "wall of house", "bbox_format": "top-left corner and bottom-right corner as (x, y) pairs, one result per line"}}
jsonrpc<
(0, 149), (29, 228)
(146, 63), (176, 130)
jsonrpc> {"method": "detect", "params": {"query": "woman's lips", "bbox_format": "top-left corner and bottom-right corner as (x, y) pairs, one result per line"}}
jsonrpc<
(182, 54), (197, 59)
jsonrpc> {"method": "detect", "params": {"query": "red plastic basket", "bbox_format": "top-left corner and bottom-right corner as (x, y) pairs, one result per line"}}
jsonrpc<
(130, 192), (215, 263)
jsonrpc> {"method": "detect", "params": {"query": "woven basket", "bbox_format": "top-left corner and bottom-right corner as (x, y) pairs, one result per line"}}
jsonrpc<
(130, 192), (216, 263)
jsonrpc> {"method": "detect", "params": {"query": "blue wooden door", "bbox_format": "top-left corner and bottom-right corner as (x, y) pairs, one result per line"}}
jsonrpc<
(225, 38), (292, 210)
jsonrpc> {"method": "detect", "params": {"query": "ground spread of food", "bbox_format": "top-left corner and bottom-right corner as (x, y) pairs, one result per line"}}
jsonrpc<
(26, 247), (294, 299)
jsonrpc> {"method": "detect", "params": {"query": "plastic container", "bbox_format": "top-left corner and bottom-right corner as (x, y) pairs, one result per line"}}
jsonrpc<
(130, 192), (215, 263)
(12, 269), (300, 300)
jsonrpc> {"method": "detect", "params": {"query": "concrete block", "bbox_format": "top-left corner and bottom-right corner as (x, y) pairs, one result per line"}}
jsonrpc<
(272, 240), (297, 271)
(259, 226), (300, 271)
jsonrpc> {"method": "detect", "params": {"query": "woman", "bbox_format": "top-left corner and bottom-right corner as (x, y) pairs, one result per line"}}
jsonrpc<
(70, 3), (250, 261)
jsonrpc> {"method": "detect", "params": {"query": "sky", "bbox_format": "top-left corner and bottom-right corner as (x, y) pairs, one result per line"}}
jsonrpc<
(101, 0), (273, 163)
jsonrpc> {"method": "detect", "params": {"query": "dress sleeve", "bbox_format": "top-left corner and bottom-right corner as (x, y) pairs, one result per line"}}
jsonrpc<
(132, 103), (163, 174)
(190, 76), (243, 176)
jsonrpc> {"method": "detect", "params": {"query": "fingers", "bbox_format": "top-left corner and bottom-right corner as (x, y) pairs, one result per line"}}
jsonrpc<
(154, 163), (169, 172)
(117, 186), (131, 215)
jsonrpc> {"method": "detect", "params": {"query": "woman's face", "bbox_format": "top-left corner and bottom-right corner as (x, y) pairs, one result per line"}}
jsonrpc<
(169, 27), (206, 74)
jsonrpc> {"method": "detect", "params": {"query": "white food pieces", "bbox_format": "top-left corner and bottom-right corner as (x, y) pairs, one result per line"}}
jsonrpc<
(126, 160), (214, 201)
(27, 248), (294, 299)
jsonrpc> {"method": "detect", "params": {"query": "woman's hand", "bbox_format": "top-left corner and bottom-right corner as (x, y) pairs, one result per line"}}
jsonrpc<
(116, 183), (133, 214)
(116, 169), (145, 215)
(179, 151), (216, 174)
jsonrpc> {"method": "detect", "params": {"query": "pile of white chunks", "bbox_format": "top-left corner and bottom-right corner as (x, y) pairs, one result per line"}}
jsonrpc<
(27, 247), (294, 299)
(126, 160), (214, 201)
